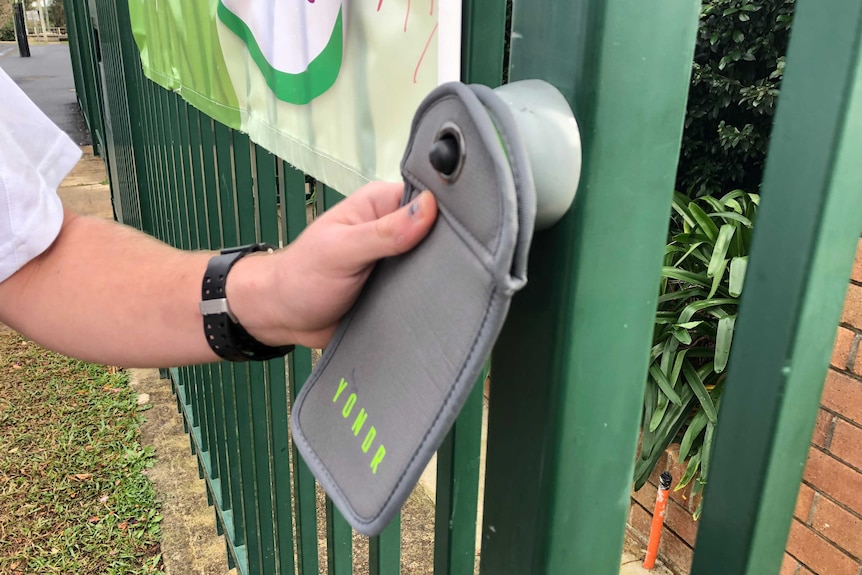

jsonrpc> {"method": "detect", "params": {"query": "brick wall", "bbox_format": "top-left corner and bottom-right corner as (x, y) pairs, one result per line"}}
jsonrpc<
(628, 239), (862, 575)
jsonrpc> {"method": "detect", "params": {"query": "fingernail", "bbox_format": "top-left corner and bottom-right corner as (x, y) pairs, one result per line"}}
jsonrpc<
(408, 198), (421, 219)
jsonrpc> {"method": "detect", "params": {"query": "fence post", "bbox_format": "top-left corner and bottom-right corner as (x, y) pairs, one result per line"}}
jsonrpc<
(479, 2), (700, 573)
(691, 2), (862, 573)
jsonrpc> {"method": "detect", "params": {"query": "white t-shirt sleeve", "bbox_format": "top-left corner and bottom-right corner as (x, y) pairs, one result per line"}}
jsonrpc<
(0, 66), (82, 283)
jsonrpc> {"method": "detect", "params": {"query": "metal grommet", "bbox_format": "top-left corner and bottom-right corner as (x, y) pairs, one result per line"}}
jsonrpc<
(429, 122), (466, 182)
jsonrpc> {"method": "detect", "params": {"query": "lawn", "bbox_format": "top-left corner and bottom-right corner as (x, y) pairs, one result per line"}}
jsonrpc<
(0, 331), (163, 574)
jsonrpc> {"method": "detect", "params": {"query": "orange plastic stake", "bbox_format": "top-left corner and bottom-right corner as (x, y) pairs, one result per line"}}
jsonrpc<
(643, 472), (672, 570)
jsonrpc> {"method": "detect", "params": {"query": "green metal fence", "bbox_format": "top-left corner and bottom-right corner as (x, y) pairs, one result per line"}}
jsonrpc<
(62, 0), (862, 573)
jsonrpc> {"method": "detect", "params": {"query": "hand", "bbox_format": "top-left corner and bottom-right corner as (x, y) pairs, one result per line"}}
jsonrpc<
(226, 182), (438, 349)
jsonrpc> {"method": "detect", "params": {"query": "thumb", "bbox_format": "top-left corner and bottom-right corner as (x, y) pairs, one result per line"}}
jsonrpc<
(347, 190), (438, 263)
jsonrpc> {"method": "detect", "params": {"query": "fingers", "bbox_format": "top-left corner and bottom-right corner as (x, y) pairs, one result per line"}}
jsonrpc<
(342, 190), (438, 264)
(329, 181), (404, 225)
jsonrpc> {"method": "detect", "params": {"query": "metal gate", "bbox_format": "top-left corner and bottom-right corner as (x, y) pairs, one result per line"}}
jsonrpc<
(62, 0), (862, 573)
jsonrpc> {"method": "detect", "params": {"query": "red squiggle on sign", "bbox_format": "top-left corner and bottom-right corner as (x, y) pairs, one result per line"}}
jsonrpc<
(377, 0), (438, 81)
(404, 0), (411, 31)
(414, 22), (437, 83)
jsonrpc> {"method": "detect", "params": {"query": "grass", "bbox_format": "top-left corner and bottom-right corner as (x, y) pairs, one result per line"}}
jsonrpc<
(0, 331), (163, 574)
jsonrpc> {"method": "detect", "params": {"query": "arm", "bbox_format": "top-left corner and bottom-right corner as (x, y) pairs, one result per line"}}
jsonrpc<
(0, 182), (436, 367)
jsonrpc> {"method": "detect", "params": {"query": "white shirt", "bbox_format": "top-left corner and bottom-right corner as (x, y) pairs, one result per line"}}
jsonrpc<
(0, 66), (81, 283)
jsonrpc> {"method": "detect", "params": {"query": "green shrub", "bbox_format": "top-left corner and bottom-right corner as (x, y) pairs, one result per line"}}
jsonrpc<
(635, 192), (758, 518)
(677, 0), (795, 198)
(0, 21), (15, 42)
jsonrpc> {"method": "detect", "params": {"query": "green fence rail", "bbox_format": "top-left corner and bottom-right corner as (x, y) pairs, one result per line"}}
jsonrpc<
(62, 0), (862, 573)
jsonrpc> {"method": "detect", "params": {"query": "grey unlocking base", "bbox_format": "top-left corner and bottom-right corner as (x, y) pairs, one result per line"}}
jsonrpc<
(290, 80), (581, 535)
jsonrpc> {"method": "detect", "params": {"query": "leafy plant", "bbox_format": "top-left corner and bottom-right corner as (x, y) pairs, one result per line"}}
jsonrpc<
(0, 20), (14, 42)
(677, 0), (795, 197)
(634, 191), (758, 518)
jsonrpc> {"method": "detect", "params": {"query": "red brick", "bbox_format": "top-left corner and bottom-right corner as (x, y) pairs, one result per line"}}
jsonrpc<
(831, 419), (862, 470)
(855, 351), (862, 378)
(797, 567), (815, 575)
(780, 553), (799, 575)
(656, 522), (694, 575)
(822, 371), (862, 424)
(787, 519), (859, 575)
(811, 496), (862, 558)
(630, 500), (652, 536)
(665, 500), (699, 547)
(632, 481), (657, 514)
(795, 483), (816, 524)
(832, 327), (857, 369)
(851, 239), (862, 283)
(804, 449), (862, 516)
(842, 284), (862, 328)
(813, 409), (837, 449)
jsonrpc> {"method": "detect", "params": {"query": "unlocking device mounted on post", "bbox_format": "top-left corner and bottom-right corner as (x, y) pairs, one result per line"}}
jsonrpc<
(290, 80), (582, 535)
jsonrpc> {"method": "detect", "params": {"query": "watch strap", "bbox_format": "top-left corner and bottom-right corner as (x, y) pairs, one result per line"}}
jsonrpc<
(201, 243), (295, 362)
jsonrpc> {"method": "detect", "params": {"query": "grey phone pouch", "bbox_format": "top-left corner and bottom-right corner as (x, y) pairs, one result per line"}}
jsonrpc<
(290, 82), (536, 536)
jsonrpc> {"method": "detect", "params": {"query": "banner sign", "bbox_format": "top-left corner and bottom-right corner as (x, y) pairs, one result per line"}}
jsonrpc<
(129, 0), (461, 194)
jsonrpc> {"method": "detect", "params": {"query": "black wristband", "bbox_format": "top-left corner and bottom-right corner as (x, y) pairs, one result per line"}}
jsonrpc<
(200, 243), (295, 362)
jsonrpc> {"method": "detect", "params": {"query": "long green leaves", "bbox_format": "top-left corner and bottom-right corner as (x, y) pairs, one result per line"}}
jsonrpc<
(635, 193), (758, 497)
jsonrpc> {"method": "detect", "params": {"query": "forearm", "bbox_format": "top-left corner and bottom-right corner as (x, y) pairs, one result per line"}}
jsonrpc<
(0, 184), (436, 367)
(0, 209), (221, 367)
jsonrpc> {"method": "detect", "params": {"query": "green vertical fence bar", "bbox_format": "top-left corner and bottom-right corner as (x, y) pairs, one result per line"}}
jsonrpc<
(169, 92), (190, 250)
(325, 497), (353, 575)
(173, 94), (190, 245)
(369, 516), (400, 575)
(93, 0), (140, 227)
(321, 183), (344, 210)
(175, 101), (208, 460)
(187, 105), (211, 249)
(480, 2), (700, 574)
(154, 80), (171, 242)
(432, 3), (506, 573)
(199, 114), (224, 248)
(213, 123), (249, 565)
(63, 0), (87, 125)
(461, 0), (507, 87)
(258, 149), (298, 575)
(318, 184), (353, 575)
(153, 88), (172, 245)
(114, 0), (153, 232)
(141, 79), (163, 240)
(203, 120), (237, 549)
(176, 98), (196, 247)
(199, 114), (231, 545)
(236, 231), (265, 573)
(281, 160), (319, 575)
(232, 131), (265, 574)
(90, 0), (105, 153)
(691, 2), (862, 574)
(433, 373), (484, 575)
(67, 0), (103, 153)
(253, 145), (292, 575)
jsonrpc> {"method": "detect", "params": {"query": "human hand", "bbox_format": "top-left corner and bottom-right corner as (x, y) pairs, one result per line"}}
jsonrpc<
(226, 182), (437, 349)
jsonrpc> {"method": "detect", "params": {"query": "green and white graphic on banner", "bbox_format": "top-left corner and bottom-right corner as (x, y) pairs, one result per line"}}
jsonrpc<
(129, 0), (461, 195)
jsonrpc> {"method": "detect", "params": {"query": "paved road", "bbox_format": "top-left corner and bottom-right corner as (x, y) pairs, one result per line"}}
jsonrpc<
(0, 42), (91, 146)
